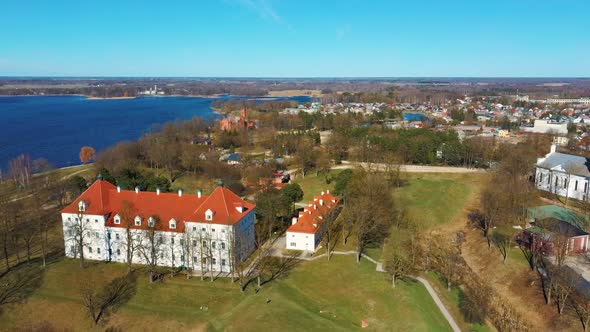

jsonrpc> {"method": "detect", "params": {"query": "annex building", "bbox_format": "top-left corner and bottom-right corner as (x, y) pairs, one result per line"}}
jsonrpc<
(61, 178), (256, 273)
(535, 145), (590, 202)
(286, 190), (340, 252)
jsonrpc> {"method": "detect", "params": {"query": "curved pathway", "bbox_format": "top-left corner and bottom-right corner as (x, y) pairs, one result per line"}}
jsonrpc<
(269, 240), (461, 332)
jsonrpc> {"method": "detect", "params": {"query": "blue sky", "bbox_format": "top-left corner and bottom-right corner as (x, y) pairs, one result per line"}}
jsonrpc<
(0, 0), (589, 77)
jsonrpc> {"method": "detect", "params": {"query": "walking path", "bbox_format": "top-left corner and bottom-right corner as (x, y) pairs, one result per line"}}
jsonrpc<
(269, 238), (460, 332)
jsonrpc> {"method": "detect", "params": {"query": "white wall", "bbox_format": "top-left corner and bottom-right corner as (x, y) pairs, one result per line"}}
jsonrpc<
(286, 231), (316, 251)
(536, 168), (590, 201)
(61, 210), (257, 273)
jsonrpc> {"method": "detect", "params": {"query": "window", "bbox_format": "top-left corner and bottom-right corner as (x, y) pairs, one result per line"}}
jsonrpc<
(171, 237), (175, 244)
(169, 219), (176, 229)
(67, 217), (71, 221)
(202, 227), (206, 232)
(212, 228), (216, 232)
(291, 234), (295, 237)
(193, 256), (198, 264)
(212, 258), (216, 265)
(95, 232), (100, 239)
(202, 241), (207, 247)
(86, 218), (90, 223)
(75, 218), (79, 222)
(97, 248), (101, 254)
(221, 242), (226, 250)
(564, 179), (568, 189)
(172, 254), (175, 261)
(212, 241), (216, 249)
(539, 173), (543, 182)
(192, 226), (196, 231)
(192, 240), (197, 247)
(205, 209), (214, 221)
(70, 245), (75, 254)
(116, 249), (121, 255)
(221, 229), (225, 233)
(95, 219), (98, 223)
(221, 259), (226, 266)
(78, 201), (86, 212)
(114, 215), (121, 224)
(148, 217), (156, 227)
(180, 239), (184, 246)
(575, 180), (579, 191)
(115, 233), (120, 240)
(134, 216), (142, 226)
(290, 242), (296, 247)
(181, 255), (185, 263)
(88, 247), (93, 253)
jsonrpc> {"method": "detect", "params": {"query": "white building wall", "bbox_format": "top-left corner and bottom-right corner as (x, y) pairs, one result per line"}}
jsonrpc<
(286, 231), (316, 251)
(62, 211), (256, 273)
(536, 167), (590, 201)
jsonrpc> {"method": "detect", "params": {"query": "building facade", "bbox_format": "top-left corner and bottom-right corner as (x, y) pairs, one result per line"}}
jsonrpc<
(535, 145), (590, 202)
(286, 190), (340, 252)
(61, 179), (256, 273)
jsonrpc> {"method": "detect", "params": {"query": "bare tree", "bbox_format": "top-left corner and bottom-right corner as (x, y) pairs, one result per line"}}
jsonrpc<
(66, 200), (92, 268)
(320, 205), (343, 261)
(572, 293), (590, 331)
(492, 232), (514, 264)
(119, 200), (138, 272)
(136, 216), (163, 282)
(80, 273), (137, 325)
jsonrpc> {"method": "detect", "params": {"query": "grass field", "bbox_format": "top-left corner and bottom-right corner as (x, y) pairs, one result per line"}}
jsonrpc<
(0, 256), (451, 331)
(393, 173), (487, 229)
(292, 170), (340, 203)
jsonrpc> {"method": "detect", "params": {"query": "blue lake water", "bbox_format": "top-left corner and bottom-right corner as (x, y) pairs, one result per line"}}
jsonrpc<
(0, 95), (310, 169)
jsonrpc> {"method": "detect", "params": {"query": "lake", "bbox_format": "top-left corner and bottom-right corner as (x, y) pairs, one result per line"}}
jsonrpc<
(0, 95), (310, 170)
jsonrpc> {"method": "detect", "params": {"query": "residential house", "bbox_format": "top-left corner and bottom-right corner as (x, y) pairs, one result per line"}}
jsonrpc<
(286, 191), (340, 252)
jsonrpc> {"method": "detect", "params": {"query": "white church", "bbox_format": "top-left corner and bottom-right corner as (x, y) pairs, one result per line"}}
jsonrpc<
(535, 145), (590, 202)
(61, 178), (256, 273)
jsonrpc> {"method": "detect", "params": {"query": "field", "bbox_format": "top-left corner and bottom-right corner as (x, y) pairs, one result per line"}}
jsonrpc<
(393, 173), (488, 229)
(292, 170), (340, 203)
(0, 256), (451, 331)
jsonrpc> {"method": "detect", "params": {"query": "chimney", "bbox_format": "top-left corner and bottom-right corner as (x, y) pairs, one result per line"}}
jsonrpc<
(319, 199), (324, 206)
(550, 144), (557, 154)
(321, 191), (325, 195)
(135, 186), (140, 193)
(327, 189), (330, 194)
(236, 205), (244, 213)
(178, 189), (183, 197)
(116, 186), (121, 193)
(291, 217), (298, 225)
(197, 189), (202, 198)
(156, 188), (161, 195)
(313, 223), (317, 228)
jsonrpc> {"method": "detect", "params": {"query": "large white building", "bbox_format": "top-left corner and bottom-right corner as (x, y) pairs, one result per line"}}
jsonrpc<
(535, 145), (590, 202)
(61, 179), (256, 273)
(521, 119), (569, 135)
(286, 191), (340, 252)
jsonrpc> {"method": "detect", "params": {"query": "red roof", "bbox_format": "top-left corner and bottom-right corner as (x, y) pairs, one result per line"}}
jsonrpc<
(61, 180), (255, 233)
(287, 191), (340, 234)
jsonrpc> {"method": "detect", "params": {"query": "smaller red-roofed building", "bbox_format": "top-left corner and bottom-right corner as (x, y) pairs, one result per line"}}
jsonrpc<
(286, 190), (341, 252)
(61, 178), (256, 273)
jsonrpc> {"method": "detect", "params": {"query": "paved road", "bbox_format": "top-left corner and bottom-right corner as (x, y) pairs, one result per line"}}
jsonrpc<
(334, 161), (486, 173)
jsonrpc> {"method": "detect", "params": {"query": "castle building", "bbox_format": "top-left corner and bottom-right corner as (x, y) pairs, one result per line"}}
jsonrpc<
(60, 179), (256, 273)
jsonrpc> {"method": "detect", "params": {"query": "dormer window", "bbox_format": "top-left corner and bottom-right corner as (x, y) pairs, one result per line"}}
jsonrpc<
(169, 218), (177, 229)
(78, 201), (86, 212)
(114, 214), (121, 225)
(205, 209), (214, 221)
(134, 216), (142, 226)
(148, 217), (155, 227)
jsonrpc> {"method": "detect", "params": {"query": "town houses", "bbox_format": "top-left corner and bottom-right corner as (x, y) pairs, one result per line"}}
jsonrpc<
(535, 145), (590, 202)
(60, 177), (256, 273)
(286, 190), (340, 251)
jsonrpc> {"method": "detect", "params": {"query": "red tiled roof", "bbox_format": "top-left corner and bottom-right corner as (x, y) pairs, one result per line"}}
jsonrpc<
(287, 191), (340, 234)
(61, 180), (255, 233)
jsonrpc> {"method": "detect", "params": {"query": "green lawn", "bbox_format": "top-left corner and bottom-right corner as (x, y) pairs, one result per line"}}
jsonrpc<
(292, 170), (340, 203)
(392, 173), (486, 229)
(0, 256), (452, 331)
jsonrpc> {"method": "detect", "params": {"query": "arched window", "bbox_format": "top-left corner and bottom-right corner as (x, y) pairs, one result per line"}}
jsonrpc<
(134, 216), (142, 226)
(169, 218), (177, 229)
(148, 217), (155, 227)
(114, 214), (121, 224)
(78, 201), (86, 212)
(205, 209), (214, 221)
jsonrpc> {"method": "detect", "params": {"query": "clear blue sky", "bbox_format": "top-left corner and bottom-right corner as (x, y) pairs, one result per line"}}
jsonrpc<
(1, 0), (589, 77)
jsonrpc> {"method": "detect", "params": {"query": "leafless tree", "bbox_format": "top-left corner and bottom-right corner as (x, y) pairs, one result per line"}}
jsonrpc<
(80, 273), (137, 325)
(553, 268), (576, 315)
(119, 200), (138, 272)
(8, 154), (32, 190)
(136, 216), (163, 282)
(66, 200), (92, 268)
